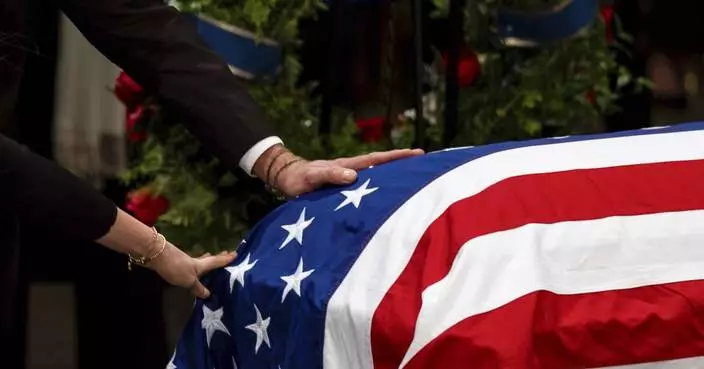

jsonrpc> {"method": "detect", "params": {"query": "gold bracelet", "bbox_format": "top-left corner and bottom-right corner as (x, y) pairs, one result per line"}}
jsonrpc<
(127, 228), (167, 271)
(266, 158), (303, 201)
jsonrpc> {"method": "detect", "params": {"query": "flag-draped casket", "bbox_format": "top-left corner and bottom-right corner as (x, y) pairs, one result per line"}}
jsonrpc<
(169, 122), (704, 369)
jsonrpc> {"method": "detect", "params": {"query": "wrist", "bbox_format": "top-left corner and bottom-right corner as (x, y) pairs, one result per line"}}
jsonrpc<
(96, 209), (169, 271)
(144, 241), (174, 271)
(128, 227), (167, 270)
(97, 209), (157, 256)
(252, 144), (297, 183)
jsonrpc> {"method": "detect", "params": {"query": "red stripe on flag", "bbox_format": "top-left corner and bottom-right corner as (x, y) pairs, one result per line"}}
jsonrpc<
(371, 159), (704, 368)
(405, 281), (704, 369)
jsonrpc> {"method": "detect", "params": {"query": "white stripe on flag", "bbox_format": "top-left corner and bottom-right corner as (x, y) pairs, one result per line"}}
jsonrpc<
(402, 210), (704, 366)
(595, 356), (704, 368)
(323, 128), (704, 369)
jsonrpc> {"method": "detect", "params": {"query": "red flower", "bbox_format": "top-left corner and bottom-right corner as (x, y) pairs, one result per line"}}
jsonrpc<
(126, 189), (170, 226)
(585, 89), (596, 106)
(600, 5), (614, 43)
(126, 104), (148, 142)
(442, 47), (481, 88)
(114, 71), (145, 109)
(355, 116), (385, 143)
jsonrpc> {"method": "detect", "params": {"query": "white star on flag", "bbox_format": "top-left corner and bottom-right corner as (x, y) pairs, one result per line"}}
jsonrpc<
(245, 304), (271, 354)
(232, 357), (238, 369)
(236, 239), (247, 251)
(225, 253), (258, 292)
(279, 208), (315, 250)
(166, 350), (177, 369)
(334, 178), (379, 211)
(201, 305), (231, 347)
(280, 258), (315, 302)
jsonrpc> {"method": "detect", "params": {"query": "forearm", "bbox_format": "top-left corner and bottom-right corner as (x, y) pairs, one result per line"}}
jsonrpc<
(95, 208), (166, 261)
(0, 134), (117, 241)
(0, 134), (167, 261)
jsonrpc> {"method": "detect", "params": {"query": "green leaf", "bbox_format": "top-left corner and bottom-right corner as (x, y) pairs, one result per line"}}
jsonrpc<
(523, 119), (542, 136)
(521, 91), (543, 109)
(219, 172), (238, 186)
(617, 73), (631, 88)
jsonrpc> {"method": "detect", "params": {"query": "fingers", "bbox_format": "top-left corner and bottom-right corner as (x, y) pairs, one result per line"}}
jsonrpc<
(335, 148), (424, 170)
(195, 251), (237, 276)
(190, 280), (211, 299)
(279, 148), (424, 196)
(304, 149), (424, 189)
(306, 166), (358, 187)
(188, 251), (236, 299)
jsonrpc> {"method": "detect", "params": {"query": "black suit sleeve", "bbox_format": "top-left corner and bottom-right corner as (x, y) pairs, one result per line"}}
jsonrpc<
(0, 134), (117, 241)
(57, 0), (276, 169)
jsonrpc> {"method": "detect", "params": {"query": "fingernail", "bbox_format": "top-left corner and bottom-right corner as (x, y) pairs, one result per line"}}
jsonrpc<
(343, 170), (356, 180)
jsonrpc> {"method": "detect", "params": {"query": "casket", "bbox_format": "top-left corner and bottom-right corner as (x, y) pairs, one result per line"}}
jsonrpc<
(169, 122), (704, 369)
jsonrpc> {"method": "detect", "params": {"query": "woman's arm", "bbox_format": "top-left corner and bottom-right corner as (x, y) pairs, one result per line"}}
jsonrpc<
(96, 209), (236, 298)
(1, 134), (117, 240)
(0, 134), (233, 297)
(97, 208), (235, 298)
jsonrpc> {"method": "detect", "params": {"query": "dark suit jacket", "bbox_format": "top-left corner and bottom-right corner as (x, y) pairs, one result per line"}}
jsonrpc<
(0, 212), (23, 368)
(0, 1), (277, 356)
(1, 0), (276, 170)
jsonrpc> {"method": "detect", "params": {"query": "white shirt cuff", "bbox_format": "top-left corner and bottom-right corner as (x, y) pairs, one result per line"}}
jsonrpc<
(239, 136), (284, 176)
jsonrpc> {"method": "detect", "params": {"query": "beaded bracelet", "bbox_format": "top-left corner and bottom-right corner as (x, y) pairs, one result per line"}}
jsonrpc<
(266, 158), (303, 200)
(265, 149), (288, 185)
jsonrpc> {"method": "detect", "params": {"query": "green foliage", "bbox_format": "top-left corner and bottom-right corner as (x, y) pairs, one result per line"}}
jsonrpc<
(120, 0), (322, 252)
(420, 0), (647, 148)
(122, 0), (648, 252)
(173, 0), (325, 43)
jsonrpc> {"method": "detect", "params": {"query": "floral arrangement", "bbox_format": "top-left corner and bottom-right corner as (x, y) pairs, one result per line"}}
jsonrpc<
(405, 0), (650, 147)
(114, 0), (648, 252)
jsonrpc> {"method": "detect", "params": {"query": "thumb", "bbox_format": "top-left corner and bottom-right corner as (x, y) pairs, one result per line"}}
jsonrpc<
(191, 280), (211, 299)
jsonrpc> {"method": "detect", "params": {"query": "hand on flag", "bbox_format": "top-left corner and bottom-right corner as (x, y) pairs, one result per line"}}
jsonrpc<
(254, 146), (425, 198)
(148, 243), (236, 298)
(141, 148), (423, 298)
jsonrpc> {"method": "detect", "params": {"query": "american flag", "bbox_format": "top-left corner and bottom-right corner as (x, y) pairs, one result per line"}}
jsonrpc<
(169, 122), (704, 369)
